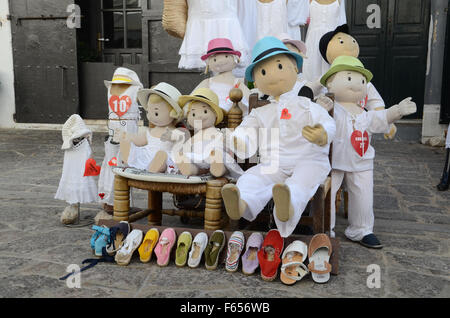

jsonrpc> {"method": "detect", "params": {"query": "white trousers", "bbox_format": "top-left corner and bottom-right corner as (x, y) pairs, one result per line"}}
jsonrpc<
(236, 159), (330, 238)
(330, 169), (374, 241)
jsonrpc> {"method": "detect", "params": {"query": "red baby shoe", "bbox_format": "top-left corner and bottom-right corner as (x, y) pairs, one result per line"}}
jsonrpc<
(257, 229), (284, 281)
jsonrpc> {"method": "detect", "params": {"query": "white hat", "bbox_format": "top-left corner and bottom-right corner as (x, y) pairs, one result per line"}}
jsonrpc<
(61, 114), (92, 150)
(137, 82), (184, 122)
(104, 67), (143, 89)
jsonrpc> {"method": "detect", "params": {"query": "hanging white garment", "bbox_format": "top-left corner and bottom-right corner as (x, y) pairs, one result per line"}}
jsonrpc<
(97, 136), (120, 206)
(179, 0), (249, 71)
(256, 0), (289, 41)
(287, 0), (310, 41)
(237, 0), (258, 50)
(303, 0), (347, 82)
(55, 138), (99, 205)
(127, 130), (178, 173)
(208, 77), (249, 115)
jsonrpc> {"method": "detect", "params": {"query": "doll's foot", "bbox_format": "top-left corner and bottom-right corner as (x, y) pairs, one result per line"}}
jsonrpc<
(221, 184), (247, 220)
(149, 151), (168, 173)
(60, 204), (79, 225)
(272, 184), (294, 222)
(210, 150), (227, 177)
(178, 161), (199, 176)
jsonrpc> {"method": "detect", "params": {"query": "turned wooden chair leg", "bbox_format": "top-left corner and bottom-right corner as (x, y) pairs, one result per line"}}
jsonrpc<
(147, 190), (162, 226)
(311, 185), (325, 234)
(114, 175), (130, 221)
(204, 179), (227, 230)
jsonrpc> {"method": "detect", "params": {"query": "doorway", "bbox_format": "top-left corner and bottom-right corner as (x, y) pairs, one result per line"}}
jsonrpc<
(346, 0), (430, 119)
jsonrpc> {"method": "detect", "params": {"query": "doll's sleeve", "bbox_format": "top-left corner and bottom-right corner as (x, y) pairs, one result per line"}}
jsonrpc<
(365, 83), (385, 111)
(338, 0), (347, 25)
(230, 109), (260, 159)
(367, 110), (391, 134)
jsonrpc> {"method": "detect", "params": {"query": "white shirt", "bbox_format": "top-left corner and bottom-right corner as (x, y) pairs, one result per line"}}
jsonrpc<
(362, 82), (385, 110)
(232, 93), (336, 169)
(332, 102), (390, 172)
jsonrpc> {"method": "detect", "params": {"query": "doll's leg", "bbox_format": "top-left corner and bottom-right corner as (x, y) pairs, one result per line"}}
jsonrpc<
(148, 151), (168, 173)
(343, 170), (375, 241)
(173, 152), (200, 176)
(330, 170), (345, 238)
(273, 160), (330, 238)
(209, 149), (227, 177)
(119, 136), (132, 165)
(437, 148), (450, 191)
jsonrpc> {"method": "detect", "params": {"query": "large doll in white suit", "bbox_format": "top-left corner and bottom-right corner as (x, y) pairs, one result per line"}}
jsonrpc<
(321, 56), (416, 248)
(222, 36), (336, 238)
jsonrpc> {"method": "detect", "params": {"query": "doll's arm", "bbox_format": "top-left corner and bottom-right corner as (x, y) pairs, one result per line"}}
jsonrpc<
(118, 130), (148, 147)
(386, 97), (416, 124)
(302, 105), (336, 146)
(230, 110), (260, 159)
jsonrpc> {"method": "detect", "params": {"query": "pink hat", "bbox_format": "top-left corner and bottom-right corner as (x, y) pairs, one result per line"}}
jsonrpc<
(201, 38), (242, 61)
(279, 33), (307, 55)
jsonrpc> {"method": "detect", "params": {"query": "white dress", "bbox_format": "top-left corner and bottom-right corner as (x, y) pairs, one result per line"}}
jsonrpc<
(178, 0), (249, 70)
(208, 77), (249, 115)
(98, 85), (141, 206)
(256, 0), (289, 41)
(303, 0), (347, 82)
(287, 0), (310, 41)
(127, 130), (178, 173)
(55, 138), (99, 205)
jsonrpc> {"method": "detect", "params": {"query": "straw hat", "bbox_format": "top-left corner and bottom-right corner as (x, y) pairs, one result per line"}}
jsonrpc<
(104, 67), (143, 89)
(320, 55), (373, 86)
(137, 82), (184, 122)
(162, 0), (188, 39)
(178, 88), (224, 125)
(61, 114), (92, 150)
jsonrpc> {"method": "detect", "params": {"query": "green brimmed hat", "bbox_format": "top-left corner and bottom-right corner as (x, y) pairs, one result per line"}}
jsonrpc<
(320, 55), (373, 86)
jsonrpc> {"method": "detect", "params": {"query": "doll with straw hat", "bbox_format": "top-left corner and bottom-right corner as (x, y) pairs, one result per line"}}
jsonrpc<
(120, 82), (189, 174)
(174, 87), (243, 178)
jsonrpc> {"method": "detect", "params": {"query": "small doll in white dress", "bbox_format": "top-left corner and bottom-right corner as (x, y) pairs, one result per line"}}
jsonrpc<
(119, 82), (188, 173)
(193, 38), (250, 117)
(97, 67), (143, 217)
(174, 87), (243, 178)
(55, 114), (99, 225)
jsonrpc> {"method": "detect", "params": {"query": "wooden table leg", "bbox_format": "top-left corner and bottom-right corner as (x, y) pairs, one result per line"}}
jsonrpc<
(147, 190), (162, 226)
(204, 179), (227, 230)
(113, 175), (130, 221)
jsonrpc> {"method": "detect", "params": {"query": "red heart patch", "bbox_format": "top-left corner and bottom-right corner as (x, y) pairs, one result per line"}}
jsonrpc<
(84, 158), (101, 177)
(280, 108), (292, 120)
(108, 157), (118, 167)
(98, 193), (105, 199)
(109, 95), (132, 117)
(351, 130), (369, 157)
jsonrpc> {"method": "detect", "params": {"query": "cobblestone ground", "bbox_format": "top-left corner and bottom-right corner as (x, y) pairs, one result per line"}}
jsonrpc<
(0, 128), (448, 298)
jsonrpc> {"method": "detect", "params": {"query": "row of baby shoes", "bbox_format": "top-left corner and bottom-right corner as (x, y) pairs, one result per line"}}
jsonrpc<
(224, 229), (333, 284)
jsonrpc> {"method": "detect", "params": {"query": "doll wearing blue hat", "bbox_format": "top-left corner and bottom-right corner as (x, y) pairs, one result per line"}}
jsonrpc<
(221, 36), (336, 238)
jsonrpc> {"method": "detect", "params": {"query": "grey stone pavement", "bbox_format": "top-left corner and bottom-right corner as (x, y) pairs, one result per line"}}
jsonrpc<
(0, 127), (449, 298)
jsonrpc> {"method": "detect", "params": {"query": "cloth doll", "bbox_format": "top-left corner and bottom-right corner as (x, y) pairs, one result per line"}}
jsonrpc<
(119, 82), (187, 174)
(55, 114), (99, 225)
(97, 67), (143, 213)
(321, 56), (417, 248)
(221, 36), (336, 238)
(174, 87), (243, 178)
(317, 24), (398, 139)
(166, 0), (249, 73)
(303, 0), (346, 82)
(193, 38), (250, 117)
(437, 123), (450, 191)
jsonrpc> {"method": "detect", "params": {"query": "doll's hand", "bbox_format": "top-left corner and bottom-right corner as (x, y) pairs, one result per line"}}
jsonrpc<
(316, 95), (334, 112)
(398, 97), (417, 116)
(302, 124), (328, 146)
(384, 124), (397, 140)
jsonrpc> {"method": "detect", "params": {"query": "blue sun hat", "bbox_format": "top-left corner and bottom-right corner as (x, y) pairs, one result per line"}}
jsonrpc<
(245, 36), (303, 83)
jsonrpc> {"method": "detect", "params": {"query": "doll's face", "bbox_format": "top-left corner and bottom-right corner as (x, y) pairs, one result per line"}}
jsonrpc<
(187, 101), (217, 130)
(110, 83), (131, 96)
(208, 53), (238, 73)
(326, 32), (360, 64)
(326, 71), (368, 103)
(253, 54), (298, 98)
(146, 94), (174, 127)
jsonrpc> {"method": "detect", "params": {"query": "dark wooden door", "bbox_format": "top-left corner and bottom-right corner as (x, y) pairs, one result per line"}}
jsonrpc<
(346, 0), (430, 119)
(440, 0), (450, 124)
(9, 0), (79, 124)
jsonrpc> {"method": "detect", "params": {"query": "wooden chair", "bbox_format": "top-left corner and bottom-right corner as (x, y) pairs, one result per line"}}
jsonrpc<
(243, 93), (334, 234)
(112, 89), (245, 230)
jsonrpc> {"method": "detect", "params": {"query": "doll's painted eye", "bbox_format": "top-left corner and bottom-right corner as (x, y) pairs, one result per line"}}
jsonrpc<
(225, 55), (228, 58)
(340, 40), (344, 44)
(348, 77), (352, 81)
(155, 112), (158, 116)
(204, 110), (208, 114)
(214, 58), (216, 62)
(192, 113), (195, 117)
(278, 64), (283, 70)
(362, 79), (365, 84)
(261, 69), (266, 76)
(353, 40), (356, 43)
